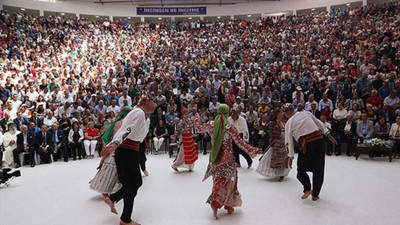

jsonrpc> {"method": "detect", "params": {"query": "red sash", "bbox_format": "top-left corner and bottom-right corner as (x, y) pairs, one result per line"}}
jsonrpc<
(119, 139), (140, 151)
(182, 132), (198, 164)
(297, 130), (323, 154)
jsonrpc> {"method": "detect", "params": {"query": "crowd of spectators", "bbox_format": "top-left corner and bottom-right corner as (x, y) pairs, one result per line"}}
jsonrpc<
(1, 1), (400, 168)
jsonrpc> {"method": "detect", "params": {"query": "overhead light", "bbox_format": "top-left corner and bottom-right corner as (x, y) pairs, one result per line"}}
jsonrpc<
(127, 17), (131, 19)
(217, 16), (221, 19)
(189, 17), (192, 20)
(21, 8), (26, 11)
(95, 15), (99, 18)
(346, 3), (351, 6)
(311, 8), (315, 11)
(158, 17), (162, 20)
(61, 13), (65, 16)
(247, 15), (252, 17)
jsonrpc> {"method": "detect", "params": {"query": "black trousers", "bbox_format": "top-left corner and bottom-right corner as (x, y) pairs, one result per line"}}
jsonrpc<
(13, 147), (35, 166)
(38, 146), (52, 163)
(233, 142), (253, 166)
(70, 142), (84, 159)
(138, 142), (147, 172)
(110, 147), (142, 223)
(51, 142), (69, 162)
(296, 139), (325, 198)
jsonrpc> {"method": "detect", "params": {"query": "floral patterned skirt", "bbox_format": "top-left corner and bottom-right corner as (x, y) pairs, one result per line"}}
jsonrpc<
(256, 142), (290, 177)
(206, 164), (242, 208)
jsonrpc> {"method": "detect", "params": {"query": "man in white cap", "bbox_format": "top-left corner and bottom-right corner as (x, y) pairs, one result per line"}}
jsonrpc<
(282, 103), (337, 201)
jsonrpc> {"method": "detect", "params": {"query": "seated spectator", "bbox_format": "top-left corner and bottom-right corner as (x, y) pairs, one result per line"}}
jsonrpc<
(153, 119), (168, 154)
(13, 125), (36, 167)
(43, 111), (57, 129)
(36, 125), (52, 164)
(318, 93), (333, 112)
(84, 121), (100, 159)
(348, 103), (362, 123)
(356, 113), (375, 143)
(366, 90), (383, 111)
(374, 117), (390, 140)
(68, 122), (84, 160)
(27, 122), (40, 135)
(321, 106), (332, 122)
(390, 116), (400, 159)
(0, 112), (11, 132)
(366, 104), (377, 123)
(335, 115), (357, 156)
(49, 122), (69, 162)
(2, 123), (18, 167)
(383, 90), (400, 110)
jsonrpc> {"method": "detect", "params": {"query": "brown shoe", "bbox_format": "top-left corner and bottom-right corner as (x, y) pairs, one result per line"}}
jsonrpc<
(301, 190), (313, 199)
(312, 196), (320, 201)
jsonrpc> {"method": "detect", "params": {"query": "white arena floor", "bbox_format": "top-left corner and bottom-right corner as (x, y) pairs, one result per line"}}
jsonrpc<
(1, 151), (399, 225)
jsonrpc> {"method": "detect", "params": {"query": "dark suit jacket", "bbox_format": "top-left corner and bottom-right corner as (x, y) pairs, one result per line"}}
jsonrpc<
(48, 129), (67, 146)
(29, 117), (44, 128)
(17, 132), (36, 151)
(309, 109), (321, 119)
(13, 117), (29, 130)
(36, 131), (52, 148)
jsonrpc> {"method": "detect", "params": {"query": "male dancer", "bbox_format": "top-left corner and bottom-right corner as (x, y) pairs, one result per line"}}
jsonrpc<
(282, 104), (337, 201)
(102, 95), (157, 225)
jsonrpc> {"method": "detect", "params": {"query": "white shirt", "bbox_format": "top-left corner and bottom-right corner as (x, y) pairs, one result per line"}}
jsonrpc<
(43, 117), (57, 128)
(228, 116), (249, 143)
(333, 109), (348, 120)
(119, 96), (132, 107)
(109, 107), (150, 146)
(285, 111), (329, 158)
(107, 105), (121, 115)
(305, 101), (318, 111)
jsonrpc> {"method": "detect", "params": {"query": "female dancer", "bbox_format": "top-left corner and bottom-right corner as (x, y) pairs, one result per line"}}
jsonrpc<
(193, 104), (261, 219)
(256, 108), (291, 181)
(89, 106), (132, 213)
(171, 108), (198, 172)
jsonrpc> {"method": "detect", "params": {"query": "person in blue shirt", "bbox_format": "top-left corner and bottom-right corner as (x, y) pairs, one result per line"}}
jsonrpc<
(28, 122), (41, 136)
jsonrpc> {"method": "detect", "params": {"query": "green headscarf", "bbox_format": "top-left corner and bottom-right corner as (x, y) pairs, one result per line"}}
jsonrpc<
(102, 106), (132, 145)
(211, 104), (230, 164)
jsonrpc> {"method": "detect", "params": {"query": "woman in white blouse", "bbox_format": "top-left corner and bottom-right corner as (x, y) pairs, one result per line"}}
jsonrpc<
(333, 102), (348, 122)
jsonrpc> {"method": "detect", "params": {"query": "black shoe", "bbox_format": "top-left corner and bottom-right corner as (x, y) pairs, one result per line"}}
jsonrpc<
(203, 152), (207, 155)
(78, 157), (82, 160)
(64, 158), (68, 162)
(73, 157), (76, 161)
(31, 163), (35, 167)
(335, 152), (341, 156)
(327, 152), (332, 156)
(15, 164), (21, 168)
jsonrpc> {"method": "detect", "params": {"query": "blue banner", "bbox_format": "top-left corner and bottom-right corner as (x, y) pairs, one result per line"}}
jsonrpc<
(137, 7), (206, 15)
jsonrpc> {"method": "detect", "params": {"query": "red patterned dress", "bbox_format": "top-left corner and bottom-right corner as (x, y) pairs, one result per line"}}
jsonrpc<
(256, 120), (290, 177)
(193, 115), (260, 209)
(171, 117), (198, 170)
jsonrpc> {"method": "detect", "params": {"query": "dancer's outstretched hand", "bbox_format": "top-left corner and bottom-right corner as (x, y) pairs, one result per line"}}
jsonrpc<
(327, 134), (338, 145)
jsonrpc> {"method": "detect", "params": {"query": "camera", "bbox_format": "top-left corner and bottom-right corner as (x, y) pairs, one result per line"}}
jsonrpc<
(0, 168), (21, 185)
